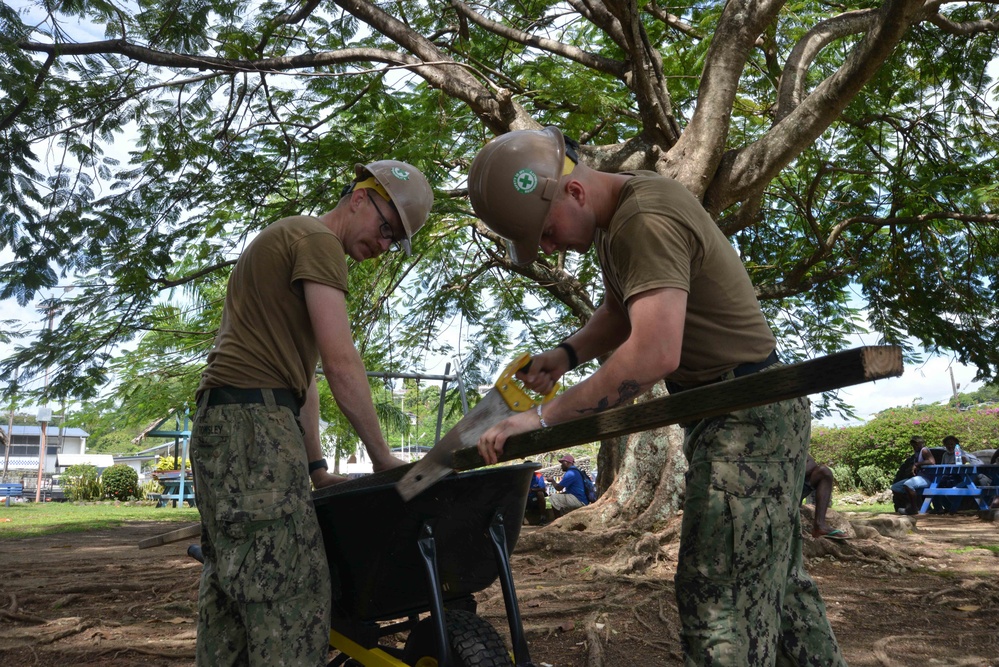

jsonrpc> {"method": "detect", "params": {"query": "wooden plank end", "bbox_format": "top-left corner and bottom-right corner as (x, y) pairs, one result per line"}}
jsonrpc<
(861, 346), (904, 381)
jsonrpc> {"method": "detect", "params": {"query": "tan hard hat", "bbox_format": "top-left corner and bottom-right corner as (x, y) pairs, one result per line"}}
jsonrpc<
(468, 127), (566, 265)
(354, 160), (434, 256)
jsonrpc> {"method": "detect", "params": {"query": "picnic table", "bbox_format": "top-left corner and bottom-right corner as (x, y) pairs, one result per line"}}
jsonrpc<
(154, 471), (196, 508)
(918, 463), (999, 514)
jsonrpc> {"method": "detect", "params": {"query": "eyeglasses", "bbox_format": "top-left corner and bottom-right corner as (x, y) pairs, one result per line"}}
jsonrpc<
(368, 190), (403, 252)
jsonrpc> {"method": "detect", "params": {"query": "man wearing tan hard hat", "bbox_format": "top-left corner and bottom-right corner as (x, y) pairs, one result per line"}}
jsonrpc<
(192, 159), (433, 666)
(468, 128), (844, 667)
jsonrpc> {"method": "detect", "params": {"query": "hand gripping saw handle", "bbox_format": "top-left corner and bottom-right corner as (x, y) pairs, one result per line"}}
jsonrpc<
(395, 352), (557, 501)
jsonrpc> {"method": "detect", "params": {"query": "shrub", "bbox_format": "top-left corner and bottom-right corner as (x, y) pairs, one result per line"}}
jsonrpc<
(856, 465), (891, 496)
(811, 403), (999, 480)
(139, 478), (162, 500)
(830, 464), (856, 492)
(154, 456), (190, 472)
(102, 464), (139, 501)
(63, 464), (102, 501)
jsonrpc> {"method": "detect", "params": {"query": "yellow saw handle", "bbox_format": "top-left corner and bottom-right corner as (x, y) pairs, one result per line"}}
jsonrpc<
(495, 351), (559, 412)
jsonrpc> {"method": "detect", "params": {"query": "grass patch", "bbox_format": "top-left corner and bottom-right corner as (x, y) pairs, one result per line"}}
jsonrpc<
(831, 502), (895, 514)
(0, 502), (200, 540)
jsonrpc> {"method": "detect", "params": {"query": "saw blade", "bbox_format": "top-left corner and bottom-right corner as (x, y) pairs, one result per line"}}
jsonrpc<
(395, 388), (514, 501)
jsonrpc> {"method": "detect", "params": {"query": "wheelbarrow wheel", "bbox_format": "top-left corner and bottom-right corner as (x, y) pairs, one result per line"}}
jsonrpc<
(403, 609), (510, 667)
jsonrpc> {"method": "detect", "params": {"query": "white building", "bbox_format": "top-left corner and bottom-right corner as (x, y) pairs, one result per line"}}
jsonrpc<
(1, 424), (90, 475)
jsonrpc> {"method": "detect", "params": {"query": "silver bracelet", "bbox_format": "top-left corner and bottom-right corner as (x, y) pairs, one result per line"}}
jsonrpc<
(536, 403), (549, 428)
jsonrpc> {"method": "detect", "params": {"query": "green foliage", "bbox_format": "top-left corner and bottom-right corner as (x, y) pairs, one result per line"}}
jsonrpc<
(811, 400), (999, 480)
(62, 464), (101, 502)
(154, 456), (190, 471)
(855, 465), (891, 495)
(829, 464), (856, 492)
(139, 478), (161, 500)
(101, 464), (139, 500)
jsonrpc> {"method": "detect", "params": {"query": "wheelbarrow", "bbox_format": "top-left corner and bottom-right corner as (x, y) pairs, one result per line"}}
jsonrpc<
(312, 462), (538, 667)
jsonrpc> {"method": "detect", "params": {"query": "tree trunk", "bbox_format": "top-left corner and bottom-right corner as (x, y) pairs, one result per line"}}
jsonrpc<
(519, 384), (688, 574)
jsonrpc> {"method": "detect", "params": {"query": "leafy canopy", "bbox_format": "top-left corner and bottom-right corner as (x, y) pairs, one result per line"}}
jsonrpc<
(0, 0), (997, 427)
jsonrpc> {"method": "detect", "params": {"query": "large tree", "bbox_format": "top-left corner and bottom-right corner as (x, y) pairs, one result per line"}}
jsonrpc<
(1, 0), (998, 538)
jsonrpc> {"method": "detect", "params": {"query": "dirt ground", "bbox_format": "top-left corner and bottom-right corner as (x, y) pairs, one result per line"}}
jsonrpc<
(0, 511), (996, 667)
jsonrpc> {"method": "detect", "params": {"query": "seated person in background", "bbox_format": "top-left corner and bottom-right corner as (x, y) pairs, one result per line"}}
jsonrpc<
(993, 450), (999, 509)
(803, 455), (845, 539)
(937, 436), (991, 512)
(524, 461), (549, 523)
(889, 436), (935, 515)
(546, 454), (589, 517)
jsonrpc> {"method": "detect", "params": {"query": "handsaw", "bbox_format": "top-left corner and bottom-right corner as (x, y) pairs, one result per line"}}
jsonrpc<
(395, 352), (556, 501)
(451, 345), (904, 469)
(318, 346), (903, 502)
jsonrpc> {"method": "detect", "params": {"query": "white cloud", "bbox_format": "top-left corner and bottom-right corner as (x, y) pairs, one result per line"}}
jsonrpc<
(813, 353), (984, 427)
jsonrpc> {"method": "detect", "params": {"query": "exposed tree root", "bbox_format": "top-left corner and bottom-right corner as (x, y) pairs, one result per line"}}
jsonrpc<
(873, 635), (907, 667)
(0, 610), (49, 624)
(58, 583), (146, 595)
(102, 645), (196, 659)
(584, 613), (605, 667)
(36, 619), (97, 644)
(51, 594), (81, 610)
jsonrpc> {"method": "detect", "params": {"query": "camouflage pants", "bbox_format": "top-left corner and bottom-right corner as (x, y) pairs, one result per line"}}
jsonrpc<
(191, 399), (331, 667)
(674, 397), (847, 667)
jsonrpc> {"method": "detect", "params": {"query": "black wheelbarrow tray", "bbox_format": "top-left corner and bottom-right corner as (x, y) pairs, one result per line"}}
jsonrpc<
(312, 462), (539, 667)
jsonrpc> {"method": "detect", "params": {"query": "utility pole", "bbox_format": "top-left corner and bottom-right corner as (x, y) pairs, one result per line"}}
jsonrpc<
(3, 366), (17, 482)
(35, 406), (52, 502)
(34, 304), (58, 502)
(949, 366), (961, 412)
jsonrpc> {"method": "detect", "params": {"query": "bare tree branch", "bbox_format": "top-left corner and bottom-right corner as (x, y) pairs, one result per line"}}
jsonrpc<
(450, 0), (627, 77)
(703, 0), (927, 215)
(664, 0), (786, 197)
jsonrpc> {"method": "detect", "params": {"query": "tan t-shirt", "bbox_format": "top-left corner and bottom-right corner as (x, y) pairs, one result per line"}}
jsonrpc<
(595, 173), (775, 386)
(198, 215), (349, 400)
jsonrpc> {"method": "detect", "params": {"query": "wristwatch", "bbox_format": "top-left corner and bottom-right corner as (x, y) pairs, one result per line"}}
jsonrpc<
(308, 458), (329, 473)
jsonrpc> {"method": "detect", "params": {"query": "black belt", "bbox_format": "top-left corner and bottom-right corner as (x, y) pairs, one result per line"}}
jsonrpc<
(205, 386), (301, 415)
(666, 350), (780, 395)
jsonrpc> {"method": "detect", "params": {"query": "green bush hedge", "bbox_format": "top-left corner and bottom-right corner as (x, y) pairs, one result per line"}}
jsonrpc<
(812, 403), (999, 485)
(63, 464), (101, 501)
(829, 464), (856, 492)
(102, 464), (139, 501)
(856, 465), (891, 495)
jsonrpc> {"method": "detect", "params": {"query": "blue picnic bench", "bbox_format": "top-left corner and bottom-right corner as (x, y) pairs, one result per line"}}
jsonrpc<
(154, 472), (196, 508)
(1, 482), (24, 506)
(918, 464), (999, 514)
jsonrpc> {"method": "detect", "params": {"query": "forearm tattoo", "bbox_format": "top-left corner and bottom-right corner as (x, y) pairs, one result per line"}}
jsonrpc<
(576, 380), (642, 415)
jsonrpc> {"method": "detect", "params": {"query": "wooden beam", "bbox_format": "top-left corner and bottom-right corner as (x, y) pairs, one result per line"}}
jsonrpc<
(314, 346), (901, 501)
(136, 522), (201, 549)
(452, 346), (902, 468)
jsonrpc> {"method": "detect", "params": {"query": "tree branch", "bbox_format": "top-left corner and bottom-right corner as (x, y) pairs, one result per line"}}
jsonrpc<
(774, 9), (880, 123)
(703, 0), (927, 215)
(0, 51), (55, 132)
(603, 0), (677, 146)
(664, 0), (785, 197)
(450, 0), (627, 77)
(149, 259), (238, 288)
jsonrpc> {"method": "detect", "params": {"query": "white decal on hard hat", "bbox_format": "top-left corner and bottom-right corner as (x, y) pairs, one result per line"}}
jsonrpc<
(391, 167), (410, 180)
(513, 169), (538, 194)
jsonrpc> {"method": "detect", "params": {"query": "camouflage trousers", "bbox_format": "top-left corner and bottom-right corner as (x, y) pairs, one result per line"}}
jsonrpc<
(674, 397), (847, 667)
(191, 398), (331, 667)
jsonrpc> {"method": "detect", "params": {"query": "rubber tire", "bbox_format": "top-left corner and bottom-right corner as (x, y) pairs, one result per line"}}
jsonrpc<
(402, 609), (511, 667)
